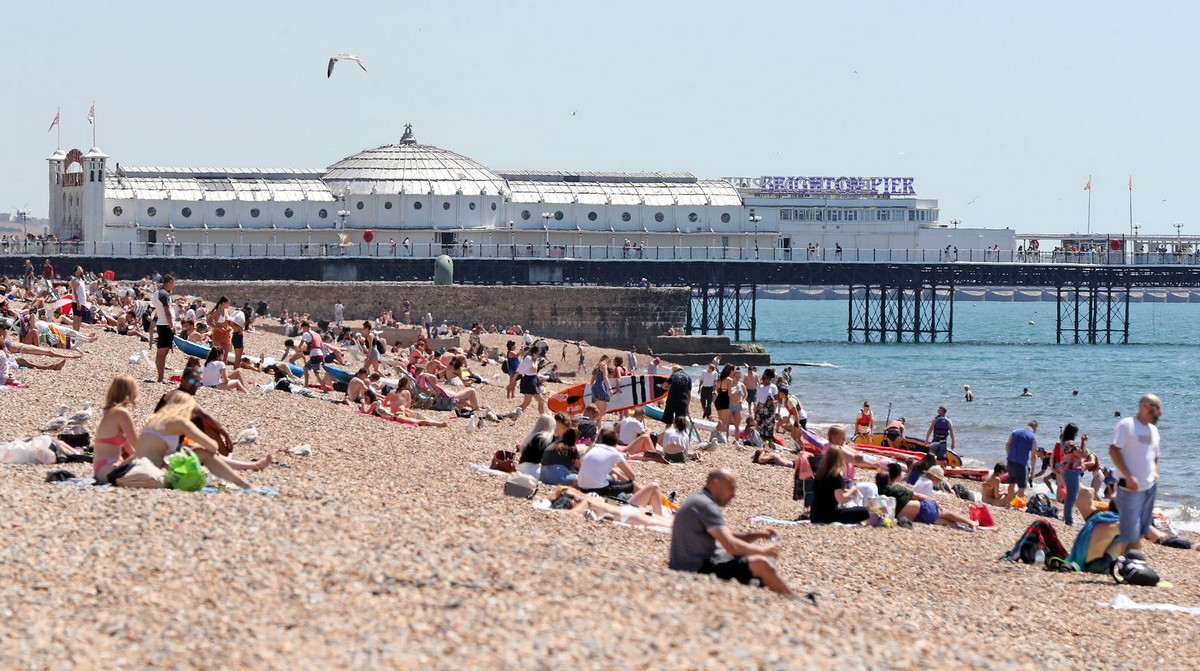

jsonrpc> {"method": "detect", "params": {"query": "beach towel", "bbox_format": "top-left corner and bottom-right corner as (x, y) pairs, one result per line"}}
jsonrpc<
(747, 515), (811, 526)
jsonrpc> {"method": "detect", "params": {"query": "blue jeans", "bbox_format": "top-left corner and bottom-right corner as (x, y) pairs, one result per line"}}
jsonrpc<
(1061, 469), (1082, 525)
(1116, 482), (1157, 544)
(539, 465), (577, 486)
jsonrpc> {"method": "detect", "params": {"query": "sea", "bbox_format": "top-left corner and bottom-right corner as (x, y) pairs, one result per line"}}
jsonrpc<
(712, 299), (1200, 529)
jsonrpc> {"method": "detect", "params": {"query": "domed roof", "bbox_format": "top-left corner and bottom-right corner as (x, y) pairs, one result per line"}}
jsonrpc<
(323, 125), (508, 197)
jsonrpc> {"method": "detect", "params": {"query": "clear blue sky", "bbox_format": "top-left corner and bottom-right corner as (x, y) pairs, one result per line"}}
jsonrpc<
(2, 1), (1196, 237)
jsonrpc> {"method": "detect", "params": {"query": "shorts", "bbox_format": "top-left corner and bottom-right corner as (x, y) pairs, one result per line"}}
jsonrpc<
(306, 355), (324, 372)
(231, 332), (244, 350)
(729, 404), (744, 414)
(590, 382), (611, 403)
(156, 325), (174, 349)
(915, 499), (940, 525)
(73, 303), (92, 324)
(581, 480), (634, 498)
(519, 374), (539, 395)
(661, 402), (688, 427)
(1116, 482), (1157, 544)
(618, 505), (641, 524)
(747, 389), (758, 404)
(324, 352), (336, 363)
(1006, 460), (1028, 488)
(664, 451), (686, 464)
(699, 556), (755, 585)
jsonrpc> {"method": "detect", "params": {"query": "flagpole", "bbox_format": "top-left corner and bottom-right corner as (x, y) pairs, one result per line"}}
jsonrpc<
(1087, 174), (1092, 235)
(91, 101), (96, 147)
(1128, 176), (1134, 240)
(56, 106), (61, 149)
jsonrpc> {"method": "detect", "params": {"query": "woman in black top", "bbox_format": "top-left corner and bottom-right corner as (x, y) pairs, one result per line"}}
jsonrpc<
(809, 444), (870, 525)
(517, 413), (556, 477)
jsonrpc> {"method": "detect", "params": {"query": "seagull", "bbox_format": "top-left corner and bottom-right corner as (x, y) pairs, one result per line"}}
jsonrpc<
(967, 196), (978, 205)
(259, 382), (275, 395)
(67, 402), (93, 428)
(42, 405), (70, 432)
(328, 53), (367, 78)
(1162, 198), (1168, 204)
(571, 111), (577, 116)
(234, 421), (259, 446)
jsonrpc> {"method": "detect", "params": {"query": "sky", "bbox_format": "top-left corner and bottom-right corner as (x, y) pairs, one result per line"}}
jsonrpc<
(2, 1), (1198, 237)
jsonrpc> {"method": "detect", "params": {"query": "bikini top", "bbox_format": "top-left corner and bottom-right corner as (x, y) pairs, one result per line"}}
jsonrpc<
(142, 427), (181, 452)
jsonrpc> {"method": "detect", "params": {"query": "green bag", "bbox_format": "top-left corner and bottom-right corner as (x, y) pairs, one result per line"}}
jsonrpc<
(165, 449), (207, 491)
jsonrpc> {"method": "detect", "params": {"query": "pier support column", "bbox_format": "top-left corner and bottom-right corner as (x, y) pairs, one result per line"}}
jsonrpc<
(1055, 284), (1130, 344)
(687, 283), (757, 341)
(847, 284), (953, 343)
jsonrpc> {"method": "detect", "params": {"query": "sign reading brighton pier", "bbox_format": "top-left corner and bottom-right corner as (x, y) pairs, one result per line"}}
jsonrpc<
(724, 176), (916, 196)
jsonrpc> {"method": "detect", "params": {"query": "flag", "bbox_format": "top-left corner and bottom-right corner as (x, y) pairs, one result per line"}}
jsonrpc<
(87, 103), (95, 125)
(1083, 177), (1091, 191)
(1129, 175), (1133, 191)
(47, 112), (59, 132)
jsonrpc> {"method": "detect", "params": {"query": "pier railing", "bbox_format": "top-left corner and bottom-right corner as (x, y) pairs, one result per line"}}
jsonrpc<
(1, 240), (1198, 266)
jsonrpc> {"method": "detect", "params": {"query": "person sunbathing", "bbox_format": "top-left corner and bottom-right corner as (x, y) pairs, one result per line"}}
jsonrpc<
(382, 380), (448, 427)
(92, 375), (139, 481)
(981, 463), (1010, 507)
(129, 392), (253, 489)
(876, 463), (984, 530)
(548, 486), (673, 529)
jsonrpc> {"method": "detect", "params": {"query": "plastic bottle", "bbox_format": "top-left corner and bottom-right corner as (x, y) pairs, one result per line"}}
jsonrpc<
(1034, 549), (1046, 567)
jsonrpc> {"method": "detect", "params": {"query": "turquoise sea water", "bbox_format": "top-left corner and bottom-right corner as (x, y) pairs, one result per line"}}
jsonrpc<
(748, 299), (1200, 516)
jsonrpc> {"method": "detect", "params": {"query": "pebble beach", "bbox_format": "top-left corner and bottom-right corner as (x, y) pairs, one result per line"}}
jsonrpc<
(2, 324), (1199, 670)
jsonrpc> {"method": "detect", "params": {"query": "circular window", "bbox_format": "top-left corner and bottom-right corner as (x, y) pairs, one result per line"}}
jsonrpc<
(414, 201), (423, 210)
(215, 207), (226, 217)
(469, 202), (476, 211)
(654, 212), (665, 223)
(112, 206), (123, 216)
(284, 208), (294, 218)
(318, 208), (328, 219)
(554, 210), (564, 221)
(250, 208), (260, 218)
(384, 201), (392, 210)
(356, 201), (364, 210)
(721, 213), (731, 224)
(147, 207), (157, 217)
(587, 211), (598, 221)
(521, 210), (531, 220)
(491, 203), (497, 211)
(181, 207), (192, 218)
(688, 212), (698, 223)
(442, 202), (451, 211)
(621, 212), (631, 222)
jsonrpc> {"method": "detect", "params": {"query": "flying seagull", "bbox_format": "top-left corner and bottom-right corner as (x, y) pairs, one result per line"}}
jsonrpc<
(328, 53), (367, 78)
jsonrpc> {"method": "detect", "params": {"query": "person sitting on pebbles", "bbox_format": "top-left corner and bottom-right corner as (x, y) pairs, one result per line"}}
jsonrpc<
(576, 429), (665, 512)
(877, 463), (986, 530)
(981, 463), (1010, 507)
(547, 485), (673, 529)
(155, 361), (271, 472)
(126, 392), (254, 489)
(92, 375), (140, 482)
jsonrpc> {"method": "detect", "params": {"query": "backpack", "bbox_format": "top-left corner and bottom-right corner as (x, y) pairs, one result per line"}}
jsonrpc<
(1026, 493), (1059, 519)
(1006, 519), (1068, 564)
(503, 472), (539, 499)
(1061, 511), (1120, 573)
(952, 483), (974, 502)
(500, 359), (510, 375)
(1112, 549), (1162, 587)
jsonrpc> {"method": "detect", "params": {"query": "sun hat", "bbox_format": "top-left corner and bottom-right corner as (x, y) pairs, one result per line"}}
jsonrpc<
(926, 465), (946, 481)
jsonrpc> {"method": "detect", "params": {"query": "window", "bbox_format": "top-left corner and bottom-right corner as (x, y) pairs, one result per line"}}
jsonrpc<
(815, 210), (824, 221)
(779, 209), (793, 222)
(554, 210), (563, 221)
(797, 209), (812, 222)
(827, 210), (842, 222)
(876, 210), (890, 221)
(491, 203), (497, 211)
(621, 212), (631, 222)
(318, 208), (328, 218)
(216, 207), (226, 217)
(521, 209), (530, 220)
(688, 212), (699, 223)
(442, 202), (451, 211)
(720, 213), (731, 224)
(908, 211), (916, 221)
(112, 206), (123, 216)
(654, 212), (664, 223)
(147, 207), (157, 217)
(844, 210), (859, 222)
(284, 208), (294, 218)
(384, 201), (393, 210)
(587, 211), (598, 221)
(356, 201), (364, 210)
(414, 201), (423, 210)
(181, 207), (192, 218)
(250, 208), (260, 218)
(468, 202), (476, 210)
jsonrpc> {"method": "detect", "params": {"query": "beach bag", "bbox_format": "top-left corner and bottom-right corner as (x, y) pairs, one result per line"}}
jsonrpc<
(165, 449), (207, 491)
(867, 496), (896, 527)
(433, 394), (454, 412)
(1113, 550), (1162, 587)
(490, 449), (517, 473)
(1006, 519), (1067, 564)
(968, 504), (995, 528)
(952, 483), (974, 502)
(1026, 493), (1059, 519)
(503, 472), (539, 499)
(111, 457), (166, 489)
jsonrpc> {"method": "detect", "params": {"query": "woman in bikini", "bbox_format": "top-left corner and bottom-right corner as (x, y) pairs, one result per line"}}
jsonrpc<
(727, 369), (746, 440)
(712, 364), (735, 444)
(854, 401), (874, 442)
(382, 378), (448, 427)
(206, 296), (234, 355)
(92, 375), (140, 482)
(129, 392), (253, 489)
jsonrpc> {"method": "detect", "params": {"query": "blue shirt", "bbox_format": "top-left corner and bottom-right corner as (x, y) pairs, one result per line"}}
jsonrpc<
(1008, 427), (1037, 465)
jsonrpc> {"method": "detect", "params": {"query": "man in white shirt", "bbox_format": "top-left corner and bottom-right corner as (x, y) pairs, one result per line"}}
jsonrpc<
(1108, 394), (1163, 556)
(698, 363), (718, 420)
(153, 275), (177, 383)
(333, 301), (344, 327)
(576, 429), (664, 509)
(626, 346), (639, 373)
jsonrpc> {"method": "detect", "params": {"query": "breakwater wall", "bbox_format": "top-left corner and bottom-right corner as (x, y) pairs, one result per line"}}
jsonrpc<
(174, 281), (688, 350)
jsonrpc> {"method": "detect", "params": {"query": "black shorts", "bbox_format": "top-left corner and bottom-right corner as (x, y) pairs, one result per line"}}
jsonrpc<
(664, 451), (686, 464)
(699, 556), (755, 585)
(581, 480), (634, 498)
(519, 374), (539, 395)
(231, 332), (244, 350)
(661, 403), (688, 427)
(156, 325), (174, 349)
(306, 355), (324, 372)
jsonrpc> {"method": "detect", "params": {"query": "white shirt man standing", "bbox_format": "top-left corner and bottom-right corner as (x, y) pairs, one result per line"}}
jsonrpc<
(1108, 394), (1162, 557)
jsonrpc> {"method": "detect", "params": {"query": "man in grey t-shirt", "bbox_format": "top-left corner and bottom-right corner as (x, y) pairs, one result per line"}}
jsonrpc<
(668, 469), (799, 598)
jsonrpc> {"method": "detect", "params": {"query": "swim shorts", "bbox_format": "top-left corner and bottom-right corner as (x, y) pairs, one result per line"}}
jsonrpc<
(699, 556), (755, 585)
(306, 355), (324, 372)
(915, 499), (940, 525)
(1006, 460), (1028, 488)
(156, 325), (174, 349)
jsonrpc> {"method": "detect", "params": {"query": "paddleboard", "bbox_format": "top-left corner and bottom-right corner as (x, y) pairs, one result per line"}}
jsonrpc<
(174, 336), (304, 377)
(548, 374), (669, 415)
